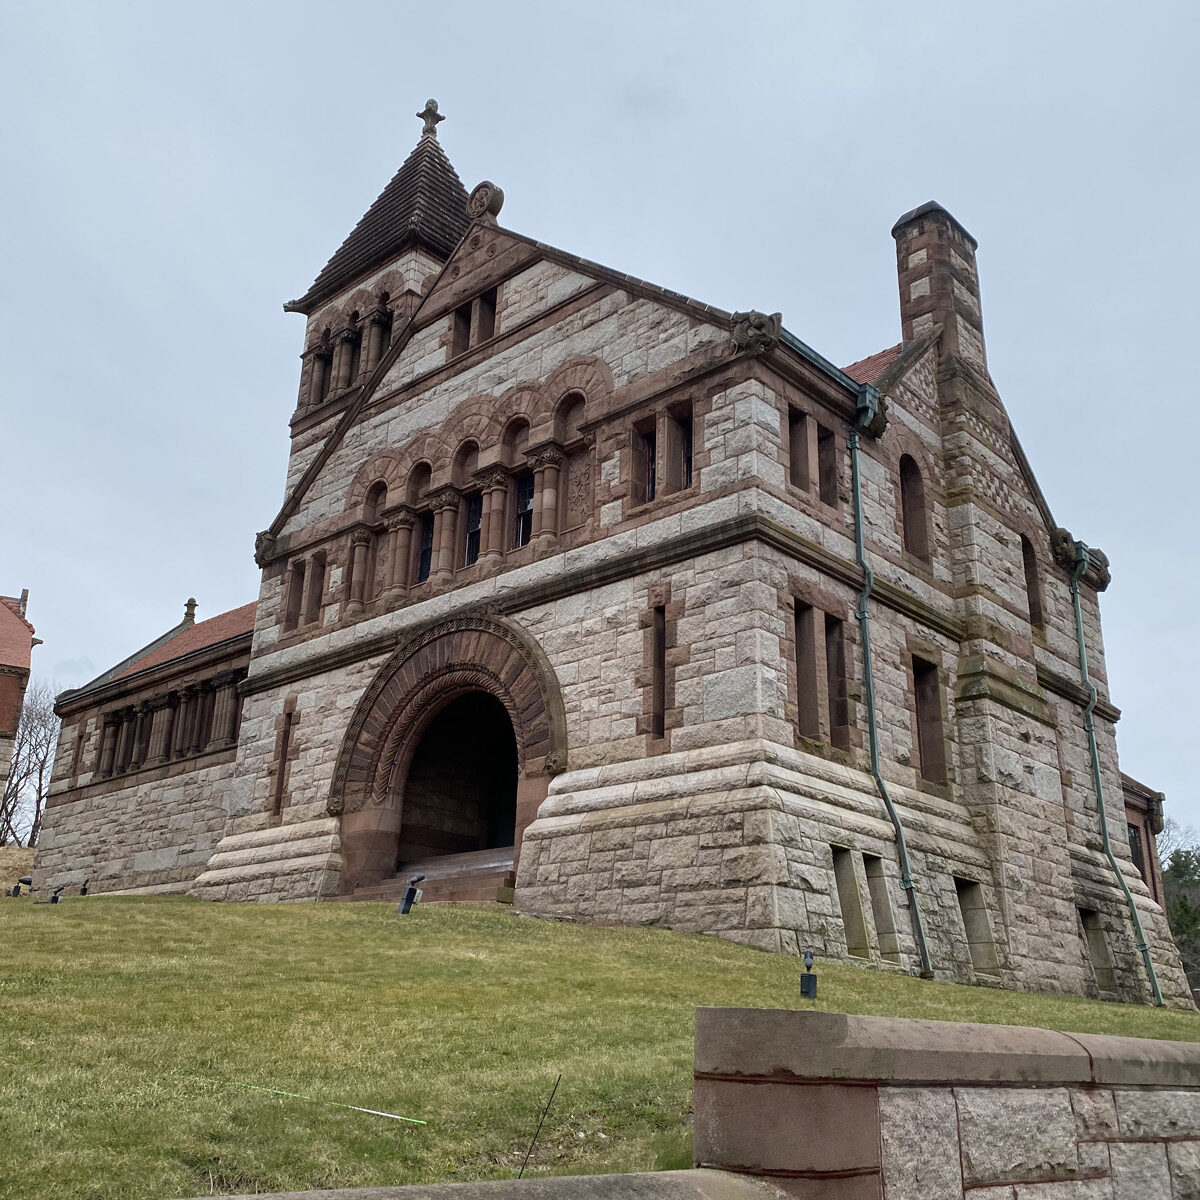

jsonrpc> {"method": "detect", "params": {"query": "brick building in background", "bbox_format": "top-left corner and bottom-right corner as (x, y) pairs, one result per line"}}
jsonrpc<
(37, 102), (1189, 1005)
(0, 590), (38, 812)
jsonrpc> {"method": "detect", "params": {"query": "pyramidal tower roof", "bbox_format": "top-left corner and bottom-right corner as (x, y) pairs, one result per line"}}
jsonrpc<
(286, 100), (470, 314)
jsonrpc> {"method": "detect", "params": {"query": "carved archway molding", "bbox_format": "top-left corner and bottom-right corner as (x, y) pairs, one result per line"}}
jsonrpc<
(328, 613), (567, 817)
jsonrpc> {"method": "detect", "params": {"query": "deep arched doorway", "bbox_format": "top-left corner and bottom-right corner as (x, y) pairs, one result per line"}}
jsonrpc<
(397, 691), (517, 866)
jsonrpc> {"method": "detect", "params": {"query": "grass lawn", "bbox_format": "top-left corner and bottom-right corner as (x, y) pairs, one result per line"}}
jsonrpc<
(1, 896), (1197, 1200)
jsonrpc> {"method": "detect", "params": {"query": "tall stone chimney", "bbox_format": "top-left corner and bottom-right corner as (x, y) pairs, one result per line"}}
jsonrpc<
(891, 202), (987, 378)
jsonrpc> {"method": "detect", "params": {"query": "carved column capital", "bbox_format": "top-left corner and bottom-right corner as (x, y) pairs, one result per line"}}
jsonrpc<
(526, 445), (565, 471)
(350, 526), (373, 548)
(474, 466), (510, 492)
(368, 304), (392, 328)
(427, 486), (461, 512)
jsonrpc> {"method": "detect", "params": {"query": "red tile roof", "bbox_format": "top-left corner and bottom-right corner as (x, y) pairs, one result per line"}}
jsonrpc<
(0, 596), (35, 673)
(109, 602), (256, 683)
(842, 343), (903, 385)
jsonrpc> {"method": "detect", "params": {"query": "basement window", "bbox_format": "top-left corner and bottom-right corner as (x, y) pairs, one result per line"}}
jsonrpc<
(1078, 908), (1117, 996)
(862, 854), (901, 962)
(954, 877), (1000, 975)
(831, 847), (869, 959)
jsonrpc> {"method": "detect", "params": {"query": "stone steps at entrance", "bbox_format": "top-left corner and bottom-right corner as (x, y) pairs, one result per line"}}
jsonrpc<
(334, 846), (517, 905)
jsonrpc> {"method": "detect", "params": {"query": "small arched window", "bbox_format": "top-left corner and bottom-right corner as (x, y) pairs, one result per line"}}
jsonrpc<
(405, 463), (431, 508)
(452, 441), (480, 488)
(899, 454), (930, 563)
(502, 418), (530, 466)
(1021, 534), (1044, 631)
(364, 481), (388, 523)
(555, 392), (586, 444)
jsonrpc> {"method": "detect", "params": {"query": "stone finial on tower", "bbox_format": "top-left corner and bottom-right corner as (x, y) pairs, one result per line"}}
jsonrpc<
(891, 201), (987, 377)
(416, 98), (445, 138)
(183, 598), (197, 625)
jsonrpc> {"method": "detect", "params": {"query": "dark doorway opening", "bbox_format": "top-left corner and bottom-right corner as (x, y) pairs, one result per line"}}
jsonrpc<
(397, 691), (518, 868)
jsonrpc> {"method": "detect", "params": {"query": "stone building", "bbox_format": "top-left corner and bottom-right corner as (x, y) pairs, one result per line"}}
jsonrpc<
(1, 589), (38, 809)
(38, 102), (1190, 1004)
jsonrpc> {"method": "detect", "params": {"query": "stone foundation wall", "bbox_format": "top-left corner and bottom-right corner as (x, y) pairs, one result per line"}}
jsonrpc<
(694, 1008), (1200, 1199)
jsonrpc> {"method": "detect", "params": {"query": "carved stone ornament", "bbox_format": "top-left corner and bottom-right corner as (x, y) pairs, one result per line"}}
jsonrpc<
(525, 445), (565, 471)
(467, 180), (505, 221)
(475, 466), (510, 491)
(427, 487), (461, 512)
(731, 310), (783, 355)
(1050, 527), (1077, 572)
(544, 748), (567, 774)
(254, 530), (277, 568)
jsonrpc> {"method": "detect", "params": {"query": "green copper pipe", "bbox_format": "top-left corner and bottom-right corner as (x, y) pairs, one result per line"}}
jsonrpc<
(848, 396), (934, 979)
(1068, 545), (1163, 1006)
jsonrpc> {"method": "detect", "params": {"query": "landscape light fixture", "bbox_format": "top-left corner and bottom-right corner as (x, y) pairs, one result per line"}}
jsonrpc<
(800, 948), (818, 1000)
(34, 885), (66, 906)
(8, 875), (33, 898)
(398, 874), (426, 915)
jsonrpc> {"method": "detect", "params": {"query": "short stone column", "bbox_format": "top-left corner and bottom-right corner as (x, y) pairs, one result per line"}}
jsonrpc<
(172, 687), (194, 758)
(476, 468), (509, 560)
(428, 488), (460, 582)
(385, 513), (414, 597)
(127, 703), (150, 771)
(363, 306), (391, 376)
(305, 345), (331, 408)
(530, 447), (564, 545)
(190, 685), (213, 755)
(206, 672), (242, 750)
(332, 326), (359, 391)
(98, 715), (120, 777)
(146, 697), (176, 766)
(345, 528), (372, 615)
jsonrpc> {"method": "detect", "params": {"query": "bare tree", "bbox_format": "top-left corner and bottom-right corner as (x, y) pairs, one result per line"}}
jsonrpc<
(1158, 816), (1200, 868)
(1, 679), (59, 846)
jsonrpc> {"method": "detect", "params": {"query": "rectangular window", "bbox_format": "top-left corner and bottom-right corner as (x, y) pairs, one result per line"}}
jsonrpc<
(1078, 908), (1117, 995)
(912, 655), (946, 783)
(416, 513), (434, 583)
(862, 854), (900, 962)
(303, 551), (326, 625)
(451, 303), (471, 357)
(824, 614), (849, 750)
(513, 471), (535, 548)
(831, 847), (869, 958)
(475, 287), (497, 342)
(666, 403), (693, 492)
(954, 877), (999, 974)
(1127, 822), (1147, 886)
(651, 605), (666, 739)
(788, 410), (811, 491)
(464, 494), (483, 566)
(817, 422), (838, 506)
(283, 560), (305, 631)
(794, 602), (819, 740)
(271, 711), (293, 819)
(632, 420), (657, 503)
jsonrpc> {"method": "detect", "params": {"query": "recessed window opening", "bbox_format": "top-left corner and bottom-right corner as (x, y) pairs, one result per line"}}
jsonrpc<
(284, 560), (305, 631)
(1078, 907), (1117, 995)
(817, 423), (838, 506)
(365, 481), (388, 524)
(794, 602), (819, 740)
(912, 655), (946, 783)
(1021, 534), (1044, 631)
(899, 455), (930, 562)
(954, 877), (1000, 974)
(464, 494), (483, 566)
(824, 614), (849, 749)
(1127, 822), (1147, 886)
(513, 471), (535, 548)
(633, 420), (657, 503)
(271, 712), (294, 819)
(651, 605), (666, 739)
(666, 403), (693, 492)
(451, 303), (471, 357)
(788, 410), (810, 491)
(862, 854), (900, 962)
(303, 551), (326, 626)
(416, 513), (434, 583)
(831, 847), (869, 958)
(476, 287), (497, 342)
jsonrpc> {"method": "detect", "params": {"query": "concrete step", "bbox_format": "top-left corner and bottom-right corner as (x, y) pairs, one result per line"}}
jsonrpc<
(335, 846), (517, 905)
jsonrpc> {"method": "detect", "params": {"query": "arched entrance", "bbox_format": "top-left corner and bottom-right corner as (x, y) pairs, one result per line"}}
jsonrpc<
(397, 691), (517, 865)
(329, 615), (567, 896)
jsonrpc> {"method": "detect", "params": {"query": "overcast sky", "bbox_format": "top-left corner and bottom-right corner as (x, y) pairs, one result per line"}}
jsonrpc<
(3, 1), (1198, 826)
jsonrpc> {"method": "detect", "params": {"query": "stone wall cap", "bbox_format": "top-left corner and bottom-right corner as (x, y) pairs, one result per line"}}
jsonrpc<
(169, 1169), (787, 1200)
(694, 1008), (1196, 1086)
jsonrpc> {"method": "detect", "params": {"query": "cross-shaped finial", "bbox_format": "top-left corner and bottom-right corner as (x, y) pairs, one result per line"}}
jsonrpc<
(416, 99), (444, 138)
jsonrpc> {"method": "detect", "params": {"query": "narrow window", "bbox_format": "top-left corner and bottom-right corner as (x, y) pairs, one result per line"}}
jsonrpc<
(794, 602), (820, 740)
(788, 410), (811, 491)
(271, 711), (293, 819)
(651, 605), (666, 739)
(416, 513), (434, 583)
(633, 419), (657, 503)
(1127, 822), (1147, 886)
(464, 494), (483, 566)
(476, 287), (497, 342)
(346, 332), (361, 383)
(912, 655), (946, 783)
(824, 614), (849, 750)
(451, 303), (471, 357)
(303, 551), (326, 625)
(1078, 908), (1117, 995)
(862, 855), (900, 962)
(954, 877), (1000, 974)
(817, 423), (838, 506)
(513, 471), (535, 548)
(1021, 535), (1044, 631)
(831, 847), (869, 958)
(666, 403), (693, 491)
(283, 560), (305, 631)
(899, 454), (930, 562)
